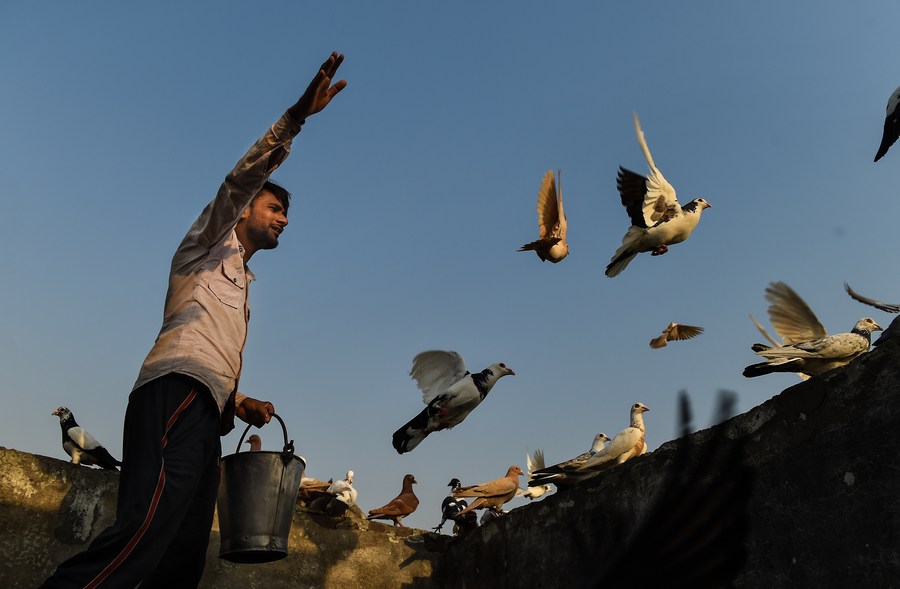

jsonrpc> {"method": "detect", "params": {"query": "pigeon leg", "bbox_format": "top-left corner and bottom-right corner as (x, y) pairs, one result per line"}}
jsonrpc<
(651, 245), (669, 256)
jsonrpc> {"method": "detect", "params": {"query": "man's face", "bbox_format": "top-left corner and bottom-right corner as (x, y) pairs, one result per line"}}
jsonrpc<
(238, 190), (288, 251)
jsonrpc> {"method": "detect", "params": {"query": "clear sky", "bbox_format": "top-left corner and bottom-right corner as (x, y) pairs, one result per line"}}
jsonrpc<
(3, 2), (899, 532)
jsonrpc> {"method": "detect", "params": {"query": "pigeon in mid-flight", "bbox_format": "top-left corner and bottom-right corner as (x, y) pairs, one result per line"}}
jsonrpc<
(743, 317), (882, 378)
(606, 113), (711, 277)
(844, 282), (900, 346)
(51, 406), (121, 470)
(874, 85), (900, 162)
(367, 474), (419, 527)
(392, 350), (515, 454)
(650, 322), (704, 349)
(518, 169), (569, 263)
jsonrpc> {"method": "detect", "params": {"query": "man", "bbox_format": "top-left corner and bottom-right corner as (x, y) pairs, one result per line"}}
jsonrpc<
(40, 52), (347, 588)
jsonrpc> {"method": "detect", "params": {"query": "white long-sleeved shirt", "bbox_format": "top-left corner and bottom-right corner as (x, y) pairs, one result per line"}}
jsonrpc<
(133, 111), (303, 420)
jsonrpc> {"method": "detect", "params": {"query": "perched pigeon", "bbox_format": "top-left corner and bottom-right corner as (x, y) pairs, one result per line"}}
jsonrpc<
(605, 113), (711, 277)
(367, 474), (419, 527)
(874, 85), (900, 162)
(453, 466), (524, 517)
(531, 403), (650, 486)
(51, 407), (121, 470)
(526, 433), (611, 489)
(432, 478), (475, 535)
(518, 169), (569, 263)
(328, 470), (358, 508)
(649, 322), (704, 349)
(392, 351), (515, 454)
(743, 317), (882, 378)
(516, 449), (553, 500)
(245, 434), (262, 451)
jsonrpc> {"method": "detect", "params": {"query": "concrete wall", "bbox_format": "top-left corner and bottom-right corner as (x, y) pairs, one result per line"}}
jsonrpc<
(4, 341), (900, 588)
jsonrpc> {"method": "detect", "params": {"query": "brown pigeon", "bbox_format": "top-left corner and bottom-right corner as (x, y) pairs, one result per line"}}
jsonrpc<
(649, 322), (704, 349)
(518, 169), (569, 263)
(367, 474), (419, 527)
(245, 434), (262, 451)
(453, 466), (524, 517)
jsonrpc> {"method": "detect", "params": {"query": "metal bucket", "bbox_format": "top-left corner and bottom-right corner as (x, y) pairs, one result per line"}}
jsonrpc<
(217, 414), (306, 563)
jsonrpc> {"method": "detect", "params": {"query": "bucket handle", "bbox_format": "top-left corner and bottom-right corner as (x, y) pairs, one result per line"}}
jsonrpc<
(235, 412), (295, 458)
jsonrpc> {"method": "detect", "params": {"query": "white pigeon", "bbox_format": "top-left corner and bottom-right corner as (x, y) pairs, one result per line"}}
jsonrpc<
(874, 85), (900, 162)
(531, 403), (650, 485)
(392, 350), (515, 454)
(518, 169), (569, 263)
(51, 407), (121, 470)
(743, 317), (882, 378)
(516, 448), (553, 500)
(526, 433), (611, 488)
(843, 282), (900, 346)
(748, 281), (829, 380)
(605, 113), (711, 277)
(327, 470), (358, 507)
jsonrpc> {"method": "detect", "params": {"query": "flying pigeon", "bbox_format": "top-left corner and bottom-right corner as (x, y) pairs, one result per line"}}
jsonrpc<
(531, 403), (650, 486)
(453, 465), (524, 517)
(432, 478), (475, 535)
(874, 85), (900, 162)
(245, 434), (262, 451)
(649, 322), (704, 349)
(392, 350), (515, 454)
(605, 113), (711, 277)
(843, 282), (900, 346)
(51, 407), (121, 470)
(518, 169), (569, 263)
(367, 473), (419, 527)
(516, 449), (553, 500)
(526, 433), (611, 489)
(743, 317), (882, 378)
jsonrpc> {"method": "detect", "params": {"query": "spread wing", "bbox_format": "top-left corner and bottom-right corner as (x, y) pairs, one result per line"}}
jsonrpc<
(633, 112), (680, 225)
(536, 170), (563, 240)
(765, 281), (827, 344)
(410, 350), (469, 404)
(844, 282), (900, 313)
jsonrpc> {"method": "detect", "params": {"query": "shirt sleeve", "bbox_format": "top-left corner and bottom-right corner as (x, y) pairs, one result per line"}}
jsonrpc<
(172, 111), (304, 271)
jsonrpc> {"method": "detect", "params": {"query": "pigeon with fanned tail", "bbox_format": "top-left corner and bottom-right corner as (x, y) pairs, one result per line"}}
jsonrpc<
(51, 407), (121, 470)
(518, 169), (569, 263)
(605, 113), (711, 277)
(367, 474), (418, 527)
(517, 449), (554, 500)
(453, 466), (524, 517)
(874, 86), (900, 162)
(743, 317), (881, 378)
(525, 433), (610, 489)
(531, 403), (649, 486)
(650, 322), (704, 349)
(392, 350), (515, 454)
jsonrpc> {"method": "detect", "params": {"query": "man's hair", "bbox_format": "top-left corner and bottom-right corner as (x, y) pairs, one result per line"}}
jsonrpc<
(256, 180), (292, 214)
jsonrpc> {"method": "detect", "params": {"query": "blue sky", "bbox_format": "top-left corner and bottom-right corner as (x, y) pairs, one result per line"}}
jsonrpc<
(3, 2), (900, 531)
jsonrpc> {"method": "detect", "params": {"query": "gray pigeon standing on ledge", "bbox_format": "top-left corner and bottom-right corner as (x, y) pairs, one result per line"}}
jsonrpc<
(392, 350), (515, 454)
(52, 406), (121, 470)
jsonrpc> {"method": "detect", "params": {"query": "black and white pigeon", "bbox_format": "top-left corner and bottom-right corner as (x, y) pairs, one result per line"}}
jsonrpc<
(432, 478), (474, 535)
(743, 317), (882, 378)
(51, 406), (121, 470)
(874, 85), (900, 162)
(518, 169), (569, 263)
(391, 350), (515, 454)
(844, 282), (900, 346)
(605, 113), (711, 277)
(516, 448), (554, 500)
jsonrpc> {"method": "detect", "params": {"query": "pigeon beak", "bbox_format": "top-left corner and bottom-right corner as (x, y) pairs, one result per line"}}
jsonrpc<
(507, 368), (516, 376)
(51, 409), (60, 416)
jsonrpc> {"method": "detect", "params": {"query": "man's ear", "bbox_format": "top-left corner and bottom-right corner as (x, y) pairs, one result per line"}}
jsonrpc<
(239, 202), (252, 222)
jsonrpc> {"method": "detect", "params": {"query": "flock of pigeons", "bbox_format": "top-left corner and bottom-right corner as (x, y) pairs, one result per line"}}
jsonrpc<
(50, 85), (900, 536)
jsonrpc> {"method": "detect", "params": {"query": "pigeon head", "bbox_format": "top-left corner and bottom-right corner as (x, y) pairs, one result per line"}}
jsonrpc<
(345, 470), (355, 484)
(52, 407), (71, 419)
(404, 474), (417, 486)
(506, 465), (525, 478)
(852, 317), (882, 336)
(632, 402), (650, 413)
(448, 478), (462, 488)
